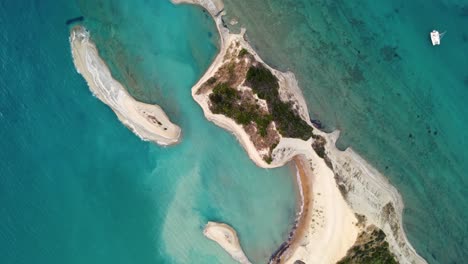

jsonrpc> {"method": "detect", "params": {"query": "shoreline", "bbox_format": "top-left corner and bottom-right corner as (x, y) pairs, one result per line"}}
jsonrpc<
(69, 26), (181, 146)
(172, 0), (426, 263)
(322, 130), (425, 263)
(269, 156), (313, 263)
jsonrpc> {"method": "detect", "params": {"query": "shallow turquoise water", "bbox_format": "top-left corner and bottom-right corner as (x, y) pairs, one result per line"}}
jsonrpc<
(223, 0), (468, 263)
(0, 1), (296, 263)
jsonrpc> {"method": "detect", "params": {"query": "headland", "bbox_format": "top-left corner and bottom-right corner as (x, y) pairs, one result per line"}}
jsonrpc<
(172, 0), (426, 263)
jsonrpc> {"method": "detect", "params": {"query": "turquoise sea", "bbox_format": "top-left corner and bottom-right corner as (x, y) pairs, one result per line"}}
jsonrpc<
(222, 0), (468, 263)
(0, 1), (297, 264)
(1, 0), (467, 264)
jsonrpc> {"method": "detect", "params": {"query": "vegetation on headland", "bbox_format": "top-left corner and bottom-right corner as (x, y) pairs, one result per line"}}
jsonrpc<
(209, 83), (273, 137)
(337, 226), (398, 264)
(244, 65), (312, 140)
(205, 45), (312, 163)
(208, 63), (314, 141)
(311, 134), (333, 169)
(312, 135), (326, 158)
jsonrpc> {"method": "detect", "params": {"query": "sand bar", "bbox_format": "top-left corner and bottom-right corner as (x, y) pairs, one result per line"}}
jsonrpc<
(204, 222), (251, 264)
(70, 26), (181, 146)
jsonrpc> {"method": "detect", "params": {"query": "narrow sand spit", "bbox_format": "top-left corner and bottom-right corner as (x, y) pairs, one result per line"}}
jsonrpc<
(172, 1), (426, 263)
(204, 222), (251, 264)
(69, 26), (181, 146)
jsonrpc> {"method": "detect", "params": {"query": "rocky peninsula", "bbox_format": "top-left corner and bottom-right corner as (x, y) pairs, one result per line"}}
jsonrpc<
(172, 0), (426, 264)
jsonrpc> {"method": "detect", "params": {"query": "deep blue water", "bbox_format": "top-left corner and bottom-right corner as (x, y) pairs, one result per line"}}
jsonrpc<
(222, 0), (468, 263)
(0, 1), (297, 263)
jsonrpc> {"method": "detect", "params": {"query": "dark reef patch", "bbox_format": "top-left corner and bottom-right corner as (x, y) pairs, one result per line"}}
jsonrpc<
(380, 45), (401, 62)
(66, 16), (84, 25)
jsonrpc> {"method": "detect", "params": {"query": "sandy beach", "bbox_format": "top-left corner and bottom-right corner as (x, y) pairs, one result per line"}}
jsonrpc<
(172, 0), (426, 263)
(69, 26), (181, 146)
(281, 154), (359, 264)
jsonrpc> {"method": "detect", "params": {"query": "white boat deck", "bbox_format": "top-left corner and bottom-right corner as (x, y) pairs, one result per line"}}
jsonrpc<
(430, 30), (440, 46)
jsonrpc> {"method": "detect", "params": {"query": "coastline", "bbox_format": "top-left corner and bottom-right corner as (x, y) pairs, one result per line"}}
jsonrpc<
(269, 156), (313, 263)
(322, 130), (425, 263)
(69, 26), (181, 146)
(172, 0), (426, 263)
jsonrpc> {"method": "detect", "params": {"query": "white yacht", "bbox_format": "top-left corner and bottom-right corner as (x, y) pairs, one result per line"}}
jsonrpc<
(430, 30), (441, 46)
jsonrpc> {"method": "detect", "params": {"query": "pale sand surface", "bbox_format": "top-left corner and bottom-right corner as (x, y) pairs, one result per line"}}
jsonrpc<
(204, 222), (252, 264)
(70, 26), (181, 146)
(321, 130), (426, 264)
(172, 0), (425, 263)
(282, 155), (359, 264)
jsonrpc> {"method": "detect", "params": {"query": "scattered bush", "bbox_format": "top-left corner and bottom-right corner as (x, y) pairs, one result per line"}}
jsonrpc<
(239, 48), (249, 57)
(312, 135), (326, 158)
(208, 63), (313, 141)
(337, 228), (398, 264)
(206, 77), (217, 85)
(264, 156), (273, 164)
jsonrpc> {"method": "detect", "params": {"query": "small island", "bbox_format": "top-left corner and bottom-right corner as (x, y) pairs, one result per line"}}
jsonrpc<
(70, 26), (181, 146)
(203, 222), (251, 264)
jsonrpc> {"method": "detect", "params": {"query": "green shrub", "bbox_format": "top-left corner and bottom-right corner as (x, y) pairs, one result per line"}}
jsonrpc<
(337, 229), (398, 264)
(209, 83), (272, 137)
(206, 77), (217, 85)
(239, 48), (249, 57)
(312, 135), (327, 158)
(209, 64), (313, 141)
(245, 65), (312, 140)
